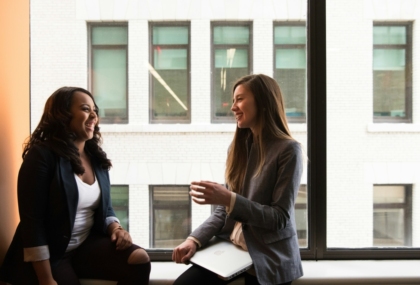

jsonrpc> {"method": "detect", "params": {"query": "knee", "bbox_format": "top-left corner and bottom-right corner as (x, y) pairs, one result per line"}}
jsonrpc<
(127, 248), (150, 264)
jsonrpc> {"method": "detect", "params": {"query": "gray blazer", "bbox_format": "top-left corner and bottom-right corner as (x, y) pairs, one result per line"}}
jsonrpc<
(191, 138), (303, 285)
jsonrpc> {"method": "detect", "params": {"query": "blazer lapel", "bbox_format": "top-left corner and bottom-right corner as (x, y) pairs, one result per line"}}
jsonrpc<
(59, 157), (79, 231)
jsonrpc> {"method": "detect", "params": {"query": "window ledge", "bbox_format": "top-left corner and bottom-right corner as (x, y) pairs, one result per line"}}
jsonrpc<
(367, 123), (420, 133)
(78, 260), (420, 285)
(99, 123), (307, 133)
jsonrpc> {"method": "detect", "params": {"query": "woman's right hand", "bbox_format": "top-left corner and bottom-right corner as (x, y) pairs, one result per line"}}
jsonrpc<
(172, 239), (197, 264)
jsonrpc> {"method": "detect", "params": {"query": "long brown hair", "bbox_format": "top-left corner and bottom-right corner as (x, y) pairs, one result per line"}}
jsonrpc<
(23, 86), (112, 173)
(225, 74), (294, 193)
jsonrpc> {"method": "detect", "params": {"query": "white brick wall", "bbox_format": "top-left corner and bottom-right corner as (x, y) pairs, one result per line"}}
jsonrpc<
(30, 0), (419, 249)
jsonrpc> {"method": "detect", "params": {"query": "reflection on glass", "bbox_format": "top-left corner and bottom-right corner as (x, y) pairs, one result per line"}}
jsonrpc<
(151, 25), (189, 122)
(151, 186), (191, 248)
(212, 25), (251, 121)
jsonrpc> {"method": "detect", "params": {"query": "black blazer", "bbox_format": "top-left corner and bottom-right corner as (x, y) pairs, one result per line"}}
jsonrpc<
(0, 143), (116, 279)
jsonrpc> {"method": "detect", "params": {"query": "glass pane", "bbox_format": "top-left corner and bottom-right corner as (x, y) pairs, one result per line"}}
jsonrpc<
(373, 49), (405, 70)
(92, 26), (128, 45)
(274, 26), (306, 44)
(154, 49), (187, 70)
(153, 27), (189, 45)
(152, 186), (190, 248)
(213, 26), (249, 45)
(373, 26), (406, 45)
(374, 185), (405, 203)
(215, 49), (248, 68)
(327, 0), (416, 249)
(110, 186), (129, 230)
(152, 69), (188, 118)
(296, 185), (308, 248)
(92, 48), (127, 123)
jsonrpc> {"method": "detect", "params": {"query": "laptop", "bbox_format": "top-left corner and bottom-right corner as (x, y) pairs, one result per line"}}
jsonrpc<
(189, 236), (253, 280)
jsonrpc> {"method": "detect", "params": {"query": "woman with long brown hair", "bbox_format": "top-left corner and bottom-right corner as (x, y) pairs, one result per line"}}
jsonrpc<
(173, 74), (304, 285)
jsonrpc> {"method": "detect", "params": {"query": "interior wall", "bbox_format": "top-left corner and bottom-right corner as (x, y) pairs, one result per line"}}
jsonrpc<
(0, 1), (30, 263)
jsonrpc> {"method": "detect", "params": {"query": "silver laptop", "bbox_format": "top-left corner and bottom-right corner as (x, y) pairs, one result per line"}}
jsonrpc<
(189, 236), (253, 280)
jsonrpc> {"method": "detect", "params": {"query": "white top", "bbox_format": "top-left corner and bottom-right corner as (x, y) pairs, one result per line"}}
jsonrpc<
(66, 174), (101, 252)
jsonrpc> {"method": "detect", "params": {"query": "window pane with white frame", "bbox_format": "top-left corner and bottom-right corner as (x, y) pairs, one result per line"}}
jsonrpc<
(150, 24), (190, 123)
(90, 24), (128, 124)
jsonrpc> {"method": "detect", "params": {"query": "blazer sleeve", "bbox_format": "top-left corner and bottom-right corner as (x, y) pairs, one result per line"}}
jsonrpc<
(18, 145), (56, 261)
(229, 141), (303, 231)
(189, 205), (229, 246)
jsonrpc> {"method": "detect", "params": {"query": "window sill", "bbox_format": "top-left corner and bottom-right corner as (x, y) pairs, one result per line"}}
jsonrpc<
(367, 123), (420, 133)
(99, 123), (307, 133)
(79, 260), (420, 285)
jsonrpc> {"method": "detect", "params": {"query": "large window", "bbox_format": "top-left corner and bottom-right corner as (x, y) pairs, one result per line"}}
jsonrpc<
(373, 185), (412, 247)
(149, 23), (190, 123)
(110, 185), (129, 231)
(274, 23), (307, 123)
(89, 24), (128, 124)
(211, 22), (252, 123)
(150, 186), (191, 248)
(373, 23), (412, 123)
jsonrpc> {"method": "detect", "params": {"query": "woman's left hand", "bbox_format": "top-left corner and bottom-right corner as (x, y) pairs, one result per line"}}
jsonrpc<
(110, 227), (133, 250)
(190, 181), (232, 207)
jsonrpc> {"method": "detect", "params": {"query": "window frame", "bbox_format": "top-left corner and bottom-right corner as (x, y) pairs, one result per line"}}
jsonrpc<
(149, 185), (192, 250)
(88, 22), (129, 124)
(147, 0), (420, 261)
(373, 184), (413, 247)
(149, 22), (191, 124)
(372, 22), (413, 123)
(210, 21), (253, 123)
(273, 21), (307, 124)
(110, 184), (129, 231)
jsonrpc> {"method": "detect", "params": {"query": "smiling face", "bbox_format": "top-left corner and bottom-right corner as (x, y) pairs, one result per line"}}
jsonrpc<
(69, 91), (98, 144)
(231, 84), (258, 132)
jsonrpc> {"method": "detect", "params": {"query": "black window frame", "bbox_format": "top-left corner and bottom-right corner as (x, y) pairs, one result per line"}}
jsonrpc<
(211, 21), (253, 123)
(88, 22), (129, 124)
(149, 22), (191, 124)
(273, 21), (307, 124)
(373, 22), (413, 123)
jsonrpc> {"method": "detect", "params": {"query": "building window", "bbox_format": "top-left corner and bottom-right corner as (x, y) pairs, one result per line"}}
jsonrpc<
(373, 23), (412, 123)
(373, 185), (412, 247)
(295, 185), (308, 248)
(273, 23), (306, 123)
(211, 22), (252, 123)
(89, 24), (128, 124)
(149, 23), (190, 123)
(110, 185), (129, 231)
(150, 185), (191, 248)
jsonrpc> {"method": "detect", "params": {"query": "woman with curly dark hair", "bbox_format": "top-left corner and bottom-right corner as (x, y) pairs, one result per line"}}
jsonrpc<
(0, 87), (150, 285)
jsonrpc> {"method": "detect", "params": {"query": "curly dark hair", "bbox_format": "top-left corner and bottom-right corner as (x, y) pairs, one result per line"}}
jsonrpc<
(23, 86), (112, 174)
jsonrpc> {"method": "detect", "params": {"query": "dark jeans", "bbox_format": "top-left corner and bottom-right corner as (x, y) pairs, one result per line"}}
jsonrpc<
(6, 234), (150, 285)
(173, 265), (292, 285)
